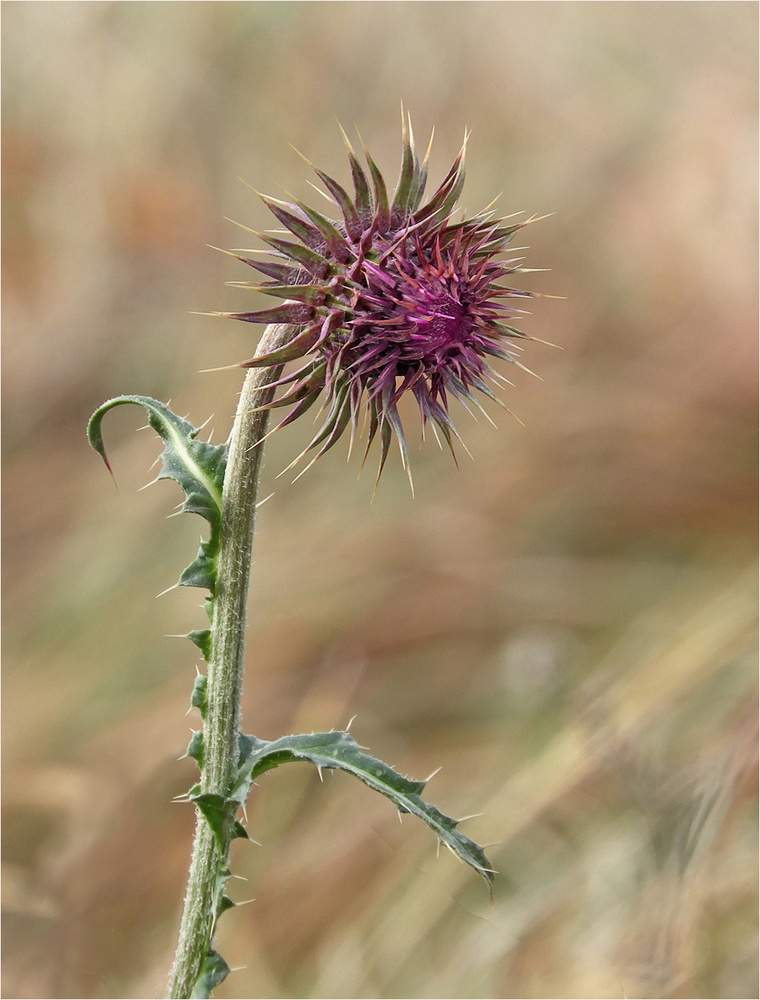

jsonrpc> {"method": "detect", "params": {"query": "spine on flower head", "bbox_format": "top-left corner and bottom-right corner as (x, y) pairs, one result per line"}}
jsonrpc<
(210, 112), (547, 492)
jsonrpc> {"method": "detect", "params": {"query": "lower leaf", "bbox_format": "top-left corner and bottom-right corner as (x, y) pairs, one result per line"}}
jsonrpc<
(234, 730), (495, 887)
(191, 948), (229, 999)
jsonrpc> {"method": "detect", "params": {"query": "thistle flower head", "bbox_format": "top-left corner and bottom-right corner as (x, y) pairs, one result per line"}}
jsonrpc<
(220, 115), (547, 491)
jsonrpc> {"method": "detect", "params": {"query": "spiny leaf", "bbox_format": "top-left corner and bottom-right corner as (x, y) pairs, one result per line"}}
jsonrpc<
(234, 730), (495, 887)
(193, 793), (235, 853)
(87, 396), (228, 597)
(216, 896), (236, 917)
(191, 948), (229, 999)
(190, 673), (208, 719)
(231, 819), (249, 841)
(187, 730), (204, 769)
(186, 789), (249, 848)
(188, 630), (213, 664)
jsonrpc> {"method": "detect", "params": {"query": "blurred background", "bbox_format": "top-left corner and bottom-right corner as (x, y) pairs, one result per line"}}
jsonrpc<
(2, 3), (757, 998)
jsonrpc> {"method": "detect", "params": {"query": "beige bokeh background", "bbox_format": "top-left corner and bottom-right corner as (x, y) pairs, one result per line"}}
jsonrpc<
(2, 3), (757, 998)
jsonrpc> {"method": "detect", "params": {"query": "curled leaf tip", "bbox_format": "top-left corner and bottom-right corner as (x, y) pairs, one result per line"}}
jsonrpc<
(87, 396), (229, 597)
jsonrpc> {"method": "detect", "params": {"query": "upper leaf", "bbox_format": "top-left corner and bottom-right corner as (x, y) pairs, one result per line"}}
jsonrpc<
(87, 396), (228, 596)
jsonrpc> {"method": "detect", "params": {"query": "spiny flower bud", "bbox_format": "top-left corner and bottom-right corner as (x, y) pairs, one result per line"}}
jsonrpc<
(217, 115), (549, 492)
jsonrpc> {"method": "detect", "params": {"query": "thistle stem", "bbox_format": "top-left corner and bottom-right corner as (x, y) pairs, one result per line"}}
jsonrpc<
(167, 323), (295, 999)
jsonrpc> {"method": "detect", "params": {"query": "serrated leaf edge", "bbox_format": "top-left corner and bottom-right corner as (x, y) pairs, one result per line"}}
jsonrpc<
(236, 730), (495, 886)
(87, 395), (228, 597)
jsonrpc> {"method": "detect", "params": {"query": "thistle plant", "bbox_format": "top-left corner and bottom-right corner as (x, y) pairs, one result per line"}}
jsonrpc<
(88, 115), (548, 999)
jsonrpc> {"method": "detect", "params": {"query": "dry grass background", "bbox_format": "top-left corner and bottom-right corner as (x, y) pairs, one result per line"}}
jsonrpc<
(2, 3), (757, 998)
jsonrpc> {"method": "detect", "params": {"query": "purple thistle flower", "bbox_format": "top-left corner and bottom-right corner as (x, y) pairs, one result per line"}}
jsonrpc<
(217, 115), (549, 492)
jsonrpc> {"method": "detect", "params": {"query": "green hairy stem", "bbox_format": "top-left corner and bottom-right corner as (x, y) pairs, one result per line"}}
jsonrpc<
(88, 322), (495, 1000)
(167, 323), (294, 998)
